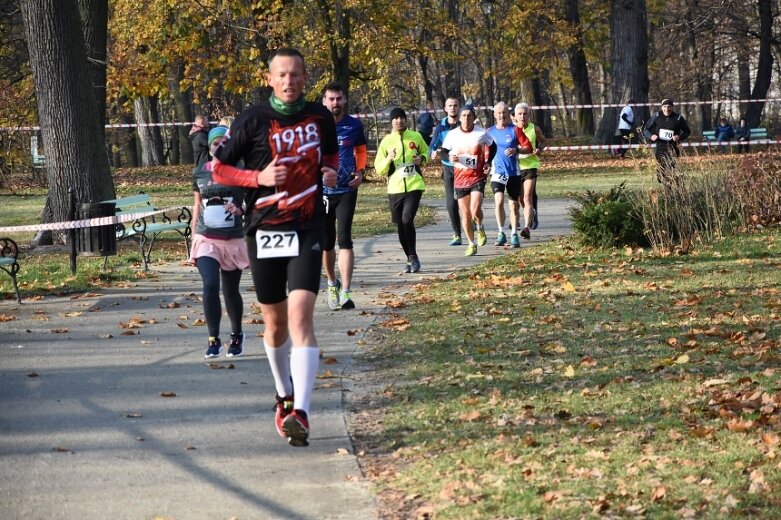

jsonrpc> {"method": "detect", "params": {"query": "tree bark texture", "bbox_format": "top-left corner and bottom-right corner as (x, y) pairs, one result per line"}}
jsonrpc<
(133, 95), (165, 167)
(564, 0), (595, 135)
(167, 60), (193, 165)
(77, 0), (107, 129)
(20, 0), (114, 229)
(595, 0), (650, 144)
(317, 0), (351, 98)
(745, 0), (774, 127)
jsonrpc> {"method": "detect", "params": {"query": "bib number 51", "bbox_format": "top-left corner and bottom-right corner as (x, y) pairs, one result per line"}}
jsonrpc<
(255, 230), (299, 258)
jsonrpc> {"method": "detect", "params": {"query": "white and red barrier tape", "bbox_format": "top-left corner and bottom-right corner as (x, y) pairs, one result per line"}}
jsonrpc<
(546, 139), (781, 151)
(0, 206), (188, 234)
(2, 97), (780, 132)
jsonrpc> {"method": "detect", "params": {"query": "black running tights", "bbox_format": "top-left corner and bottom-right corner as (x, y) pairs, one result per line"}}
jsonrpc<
(196, 256), (243, 338)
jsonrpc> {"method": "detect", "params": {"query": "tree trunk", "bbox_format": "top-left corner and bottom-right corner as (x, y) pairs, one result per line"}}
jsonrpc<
(745, 0), (774, 127)
(594, 0), (650, 144)
(564, 0), (595, 135)
(167, 60), (193, 164)
(133, 95), (165, 166)
(317, 0), (351, 97)
(20, 0), (115, 237)
(119, 108), (138, 167)
(77, 0), (107, 131)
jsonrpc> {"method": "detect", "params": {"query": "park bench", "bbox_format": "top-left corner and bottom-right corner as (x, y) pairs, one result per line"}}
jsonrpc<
(106, 193), (192, 271)
(703, 127), (768, 142)
(0, 237), (21, 303)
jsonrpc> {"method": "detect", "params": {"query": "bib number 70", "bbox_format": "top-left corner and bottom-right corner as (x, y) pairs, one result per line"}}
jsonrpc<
(255, 230), (299, 258)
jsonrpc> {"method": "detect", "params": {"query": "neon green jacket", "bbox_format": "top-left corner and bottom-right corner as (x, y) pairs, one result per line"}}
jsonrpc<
(374, 129), (429, 194)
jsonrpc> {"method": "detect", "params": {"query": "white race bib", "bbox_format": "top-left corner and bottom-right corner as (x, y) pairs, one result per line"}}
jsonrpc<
(658, 128), (674, 141)
(255, 230), (299, 258)
(203, 204), (235, 228)
(397, 162), (417, 177)
(457, 154), (478, 169)
(490, 170), (509, 185)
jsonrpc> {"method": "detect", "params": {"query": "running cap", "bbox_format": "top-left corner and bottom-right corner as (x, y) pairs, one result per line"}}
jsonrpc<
(389, 107), (407, 120)
(661, 98), (673, 107)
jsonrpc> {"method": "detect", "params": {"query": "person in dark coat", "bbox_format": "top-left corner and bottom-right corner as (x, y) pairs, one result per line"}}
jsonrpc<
(735, 117), (751, 154)
(714, 117), (735, 153)
(189, 115), (210, 168)
(644, 99), (691, 186)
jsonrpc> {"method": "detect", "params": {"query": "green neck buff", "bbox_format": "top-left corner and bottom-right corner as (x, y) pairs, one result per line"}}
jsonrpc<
(269, 94), (306, 115)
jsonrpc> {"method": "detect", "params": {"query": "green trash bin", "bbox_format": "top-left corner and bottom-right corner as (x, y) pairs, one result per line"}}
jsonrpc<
(77, 202), (116, 257)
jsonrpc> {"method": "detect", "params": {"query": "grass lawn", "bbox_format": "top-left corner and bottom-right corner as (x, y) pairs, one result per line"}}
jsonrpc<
(353, 230), (781, 519)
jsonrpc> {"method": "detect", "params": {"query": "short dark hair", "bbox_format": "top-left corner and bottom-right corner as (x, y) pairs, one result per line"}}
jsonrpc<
(268, 48), (306, 72)
(322, 82), (344, 96)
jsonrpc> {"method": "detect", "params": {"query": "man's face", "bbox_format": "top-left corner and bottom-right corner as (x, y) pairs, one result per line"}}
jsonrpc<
(323, 89), (345, 118)
(267, 55), (307, 104)
(444, 98), (460, 118)
(392, 116), (407, 132)
(494, 106), (509, 126)
(459, 110), (475, 131)
(661, 104), (672, 116)
(515, 108), (530, 126)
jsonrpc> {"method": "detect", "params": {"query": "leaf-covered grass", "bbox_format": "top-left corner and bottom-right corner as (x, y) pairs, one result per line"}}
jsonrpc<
(355, 229), (781, 519)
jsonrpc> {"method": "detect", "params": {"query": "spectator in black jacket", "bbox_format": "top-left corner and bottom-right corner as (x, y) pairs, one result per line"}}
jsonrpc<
(189, 115), (210, 168)
(644, 99), (691, 186)
(416, 100), (437, 145)
(735, 117), (751, 154)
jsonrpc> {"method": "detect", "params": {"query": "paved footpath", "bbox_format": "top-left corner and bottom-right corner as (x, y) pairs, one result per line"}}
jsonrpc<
(0, 198), (571, 520)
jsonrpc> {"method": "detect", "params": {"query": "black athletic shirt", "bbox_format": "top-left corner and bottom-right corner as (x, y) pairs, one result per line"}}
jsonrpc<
(213, 100), (338, 233)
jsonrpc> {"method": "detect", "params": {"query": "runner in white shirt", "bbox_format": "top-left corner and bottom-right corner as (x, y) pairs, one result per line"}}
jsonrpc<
(440, 106), (496, 257)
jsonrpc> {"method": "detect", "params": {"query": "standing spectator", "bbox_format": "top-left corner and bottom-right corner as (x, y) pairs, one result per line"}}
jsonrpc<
(416, 100), (437, 145)
(212, 47), (339, 447)
(189, 126), (249, 360)
(735, 117), (751, 154)
(321, 82), (367, 310)
(440, 106), (497, 257)
(189, 115), (210, 168)
(644, 99), (691, 186)
(714, 117), (735, 153)
(617, 99), (635, 159)
(430, 97), (462, 246)
(374, 108), (428, 273)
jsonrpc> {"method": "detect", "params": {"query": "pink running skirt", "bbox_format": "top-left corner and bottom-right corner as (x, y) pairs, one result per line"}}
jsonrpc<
(189, 234), (250, 271)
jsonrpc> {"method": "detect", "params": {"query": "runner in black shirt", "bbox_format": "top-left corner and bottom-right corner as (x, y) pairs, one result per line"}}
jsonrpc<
(212, 48), (338, 447)
(645, 98), (691, 185)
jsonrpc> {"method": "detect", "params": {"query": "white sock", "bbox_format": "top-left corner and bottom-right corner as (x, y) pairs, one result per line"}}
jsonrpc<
(290, 346), (320, 414)
(264, 337), (293, 397)
(497, 224), (504, 233)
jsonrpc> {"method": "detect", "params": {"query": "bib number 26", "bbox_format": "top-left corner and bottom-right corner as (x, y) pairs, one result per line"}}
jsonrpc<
(255, 230), (299, 258)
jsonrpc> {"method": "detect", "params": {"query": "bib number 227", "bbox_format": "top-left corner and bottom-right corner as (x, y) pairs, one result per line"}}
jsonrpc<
(255, 230), (299, 258)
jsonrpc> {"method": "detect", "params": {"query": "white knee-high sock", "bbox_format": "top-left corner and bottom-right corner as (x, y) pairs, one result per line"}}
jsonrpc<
(264, 337), (293, 397)
(290, 346), (320, 414)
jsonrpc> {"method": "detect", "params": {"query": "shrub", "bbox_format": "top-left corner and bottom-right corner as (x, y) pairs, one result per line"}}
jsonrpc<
(569, 182), (648, 248)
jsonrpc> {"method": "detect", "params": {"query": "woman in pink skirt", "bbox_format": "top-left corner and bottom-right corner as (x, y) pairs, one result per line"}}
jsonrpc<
(189, 126), (250, 359)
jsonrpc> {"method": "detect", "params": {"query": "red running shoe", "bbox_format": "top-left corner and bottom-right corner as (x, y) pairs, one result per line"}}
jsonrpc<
(274, 394), (294, 438)
(282, 409), (310, 447)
